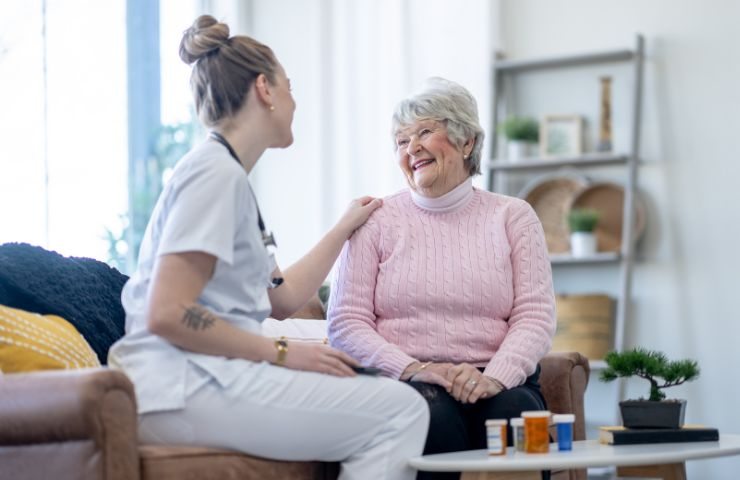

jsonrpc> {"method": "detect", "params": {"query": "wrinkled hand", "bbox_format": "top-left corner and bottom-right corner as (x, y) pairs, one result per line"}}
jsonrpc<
(408, 362), (454, 390)
(283, 342), (359, 377)
(336, 196), (382, 236)
(446, 363), (504, 404)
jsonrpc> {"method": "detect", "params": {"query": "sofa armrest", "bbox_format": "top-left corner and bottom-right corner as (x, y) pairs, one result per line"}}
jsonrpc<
(0, 368), (140, 480)
(539, 352), (590, 441)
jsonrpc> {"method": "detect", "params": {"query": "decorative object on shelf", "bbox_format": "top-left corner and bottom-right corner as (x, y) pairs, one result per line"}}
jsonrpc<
(568, 182), (646, 253)
(540, 114), (583, 157)
(567, 208), (600, 258)
(552, 294), (614, 360)
(600, 348), (700, 429)
(597, 76), (613, 152)
(518, 172), (589, 254)
(499, 115), (539, 162)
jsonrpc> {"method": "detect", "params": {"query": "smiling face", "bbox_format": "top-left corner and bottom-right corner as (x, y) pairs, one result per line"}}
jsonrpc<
(395, 119), (471, 198)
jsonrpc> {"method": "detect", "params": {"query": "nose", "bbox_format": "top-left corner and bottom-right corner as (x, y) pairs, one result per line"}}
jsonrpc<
(407, 137), (422, 156)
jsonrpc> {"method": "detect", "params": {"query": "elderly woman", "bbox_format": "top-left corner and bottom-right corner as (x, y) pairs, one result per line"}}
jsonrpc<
(328, 78), (555, 480)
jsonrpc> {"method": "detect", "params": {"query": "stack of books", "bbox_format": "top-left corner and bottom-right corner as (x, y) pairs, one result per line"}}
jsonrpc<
(599, 425), (719, 445)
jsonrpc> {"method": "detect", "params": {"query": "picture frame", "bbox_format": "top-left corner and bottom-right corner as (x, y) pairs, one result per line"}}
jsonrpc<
(540, 115), (583, 157)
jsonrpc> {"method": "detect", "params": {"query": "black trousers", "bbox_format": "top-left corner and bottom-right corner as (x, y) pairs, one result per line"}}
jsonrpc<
(408, 365), (550, 480)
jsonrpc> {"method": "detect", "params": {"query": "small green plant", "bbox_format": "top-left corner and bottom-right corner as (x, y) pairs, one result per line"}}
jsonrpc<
(567, 208), (600, 233)
(600, 348), (700, 401)
(500, 116), (539, 143)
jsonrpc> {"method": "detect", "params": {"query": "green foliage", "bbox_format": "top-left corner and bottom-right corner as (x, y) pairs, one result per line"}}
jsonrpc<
(600, 348), (700, 401)
(500, 116), (539, 142)
(567, 208), (600, 233)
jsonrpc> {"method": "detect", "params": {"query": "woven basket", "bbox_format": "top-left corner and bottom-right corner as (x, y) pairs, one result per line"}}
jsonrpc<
(552, 294), (614, 360)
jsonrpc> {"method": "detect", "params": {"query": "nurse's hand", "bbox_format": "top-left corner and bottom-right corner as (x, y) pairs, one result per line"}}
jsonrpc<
(336, 196), (382, 237)
(283, 342), (360, 377)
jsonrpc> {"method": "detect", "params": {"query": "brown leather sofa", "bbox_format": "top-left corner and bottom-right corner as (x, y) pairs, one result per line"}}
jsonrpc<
(0, 351), (589, 480)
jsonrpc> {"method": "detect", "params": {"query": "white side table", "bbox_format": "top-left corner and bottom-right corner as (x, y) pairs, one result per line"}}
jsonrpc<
(409, 434), (740, 480)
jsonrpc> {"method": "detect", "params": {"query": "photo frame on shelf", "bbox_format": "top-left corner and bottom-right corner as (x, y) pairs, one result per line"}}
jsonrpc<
(540, 115), (583, 157)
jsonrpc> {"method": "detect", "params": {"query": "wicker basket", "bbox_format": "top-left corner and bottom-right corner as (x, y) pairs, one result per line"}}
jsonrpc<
(552, 294), (614, 360)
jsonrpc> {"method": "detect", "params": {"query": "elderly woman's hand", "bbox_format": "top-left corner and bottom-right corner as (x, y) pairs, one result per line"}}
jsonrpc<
(446, 363), (505, 404)
(404, 362), (454, 390)
(336, 196), (382, 237)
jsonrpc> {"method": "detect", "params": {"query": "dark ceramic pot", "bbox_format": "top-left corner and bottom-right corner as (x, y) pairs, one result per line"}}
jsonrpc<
(619, 399), (687, 429)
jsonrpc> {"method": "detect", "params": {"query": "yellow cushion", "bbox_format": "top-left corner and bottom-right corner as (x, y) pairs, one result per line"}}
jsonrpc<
(0, 304), (100, 372)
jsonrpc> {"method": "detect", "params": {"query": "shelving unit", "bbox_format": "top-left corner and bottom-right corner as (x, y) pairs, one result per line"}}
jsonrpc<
(487, 35), (645, 370)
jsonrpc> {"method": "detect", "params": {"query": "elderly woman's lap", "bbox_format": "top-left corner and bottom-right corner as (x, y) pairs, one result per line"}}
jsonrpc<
(407, 366), (548, 480)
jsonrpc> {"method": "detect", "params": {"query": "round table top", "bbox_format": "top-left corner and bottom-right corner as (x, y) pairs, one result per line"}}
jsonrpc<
(408, 434), (740, 472)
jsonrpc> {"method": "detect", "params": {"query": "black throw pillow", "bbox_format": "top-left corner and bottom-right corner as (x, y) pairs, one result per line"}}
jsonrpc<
(0, 243), (129, 364)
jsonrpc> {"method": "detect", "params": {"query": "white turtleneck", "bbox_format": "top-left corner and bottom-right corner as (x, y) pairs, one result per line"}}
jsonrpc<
(410, 177), (474, 213)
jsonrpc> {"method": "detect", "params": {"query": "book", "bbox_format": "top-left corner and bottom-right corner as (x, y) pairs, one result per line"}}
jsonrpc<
(599, 425), (719, 445)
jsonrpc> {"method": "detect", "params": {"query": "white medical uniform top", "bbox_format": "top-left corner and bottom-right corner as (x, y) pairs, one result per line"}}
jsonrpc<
(108, 140), (276, 414)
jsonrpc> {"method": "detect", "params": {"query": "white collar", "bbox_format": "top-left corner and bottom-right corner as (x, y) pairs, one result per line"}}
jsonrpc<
(410, 177), (474, 213)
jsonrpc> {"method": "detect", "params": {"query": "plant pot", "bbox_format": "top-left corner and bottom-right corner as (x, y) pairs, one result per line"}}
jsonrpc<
(619, 399), (687, 429)
(507, 141), (531, 162)
(570, 232), (597, 258)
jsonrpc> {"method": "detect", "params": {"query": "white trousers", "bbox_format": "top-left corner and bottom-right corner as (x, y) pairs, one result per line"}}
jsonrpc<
(139, 361), (430, 480)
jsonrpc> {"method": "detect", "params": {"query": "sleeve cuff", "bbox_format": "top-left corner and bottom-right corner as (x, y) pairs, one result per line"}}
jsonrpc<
(377, 349), (418, 380)
(483, 360), (526, 390)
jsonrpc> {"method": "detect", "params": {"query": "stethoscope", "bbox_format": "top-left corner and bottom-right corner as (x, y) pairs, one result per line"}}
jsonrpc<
(209, 131), (284, 288)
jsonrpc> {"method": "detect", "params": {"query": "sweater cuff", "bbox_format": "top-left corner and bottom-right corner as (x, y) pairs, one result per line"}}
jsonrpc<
(483, 361), (525, 390)
(379, 349), (418, 380)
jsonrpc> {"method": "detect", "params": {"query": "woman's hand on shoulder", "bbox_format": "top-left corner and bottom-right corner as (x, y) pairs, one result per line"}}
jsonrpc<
(283, 342), (360, 377)
(336, 196), (382, 237)
(446, 363), (505, 404)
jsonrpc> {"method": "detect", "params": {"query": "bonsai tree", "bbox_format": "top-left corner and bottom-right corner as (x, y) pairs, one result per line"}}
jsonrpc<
(500, 116), (539, 143)
(567, 208), (600, 233)
(600, 348), (700, 401)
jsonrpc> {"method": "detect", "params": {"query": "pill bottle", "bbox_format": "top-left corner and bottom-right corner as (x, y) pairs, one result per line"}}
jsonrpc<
(553, 413), (575, 451)
(522, 410), (551, 453)
(485, 419), (508, 455)
(510, 417), (525, 452)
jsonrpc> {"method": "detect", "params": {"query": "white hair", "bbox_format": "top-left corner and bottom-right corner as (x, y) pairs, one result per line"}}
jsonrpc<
(391, 77), (485, 176)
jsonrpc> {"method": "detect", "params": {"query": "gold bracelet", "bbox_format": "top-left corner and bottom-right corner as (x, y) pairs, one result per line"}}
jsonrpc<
(409, 361), (432, 381)
(274, 336), (288, 366)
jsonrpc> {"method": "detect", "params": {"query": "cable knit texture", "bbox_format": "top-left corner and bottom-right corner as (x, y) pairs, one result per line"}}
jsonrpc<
(327, 187), (556, 389)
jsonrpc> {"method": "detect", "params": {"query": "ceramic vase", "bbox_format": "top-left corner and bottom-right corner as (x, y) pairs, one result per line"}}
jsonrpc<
(570, 232), (597, 258)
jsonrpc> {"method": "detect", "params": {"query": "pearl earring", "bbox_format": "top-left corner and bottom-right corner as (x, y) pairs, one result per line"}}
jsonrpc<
(269, 105), (275, 111)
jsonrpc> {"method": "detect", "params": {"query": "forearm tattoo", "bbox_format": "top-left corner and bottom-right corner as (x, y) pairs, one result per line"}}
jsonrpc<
(181, 304), (217, 331)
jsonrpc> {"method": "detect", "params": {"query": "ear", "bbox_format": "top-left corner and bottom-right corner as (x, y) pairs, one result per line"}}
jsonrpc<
(463, 137), (475, 157)
(253, 73), (273, 108)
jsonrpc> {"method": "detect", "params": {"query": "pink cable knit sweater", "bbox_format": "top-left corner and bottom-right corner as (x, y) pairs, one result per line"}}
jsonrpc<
(327, 181), (556, 388)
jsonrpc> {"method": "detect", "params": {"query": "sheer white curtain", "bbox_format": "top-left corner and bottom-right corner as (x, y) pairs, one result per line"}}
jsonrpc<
(0, 0), (128, 260)
(221, 0), (496, 265)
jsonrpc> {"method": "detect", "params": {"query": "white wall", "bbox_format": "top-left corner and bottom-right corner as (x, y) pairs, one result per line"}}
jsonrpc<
(499, 0), (740, 478)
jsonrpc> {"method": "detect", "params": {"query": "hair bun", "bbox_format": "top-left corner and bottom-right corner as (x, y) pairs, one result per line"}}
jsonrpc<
(179, 15), (230, 65)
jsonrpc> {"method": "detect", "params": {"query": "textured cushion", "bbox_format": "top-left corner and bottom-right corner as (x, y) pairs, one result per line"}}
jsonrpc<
(0, 304), (100, 372)
(0, 243), (128, 363)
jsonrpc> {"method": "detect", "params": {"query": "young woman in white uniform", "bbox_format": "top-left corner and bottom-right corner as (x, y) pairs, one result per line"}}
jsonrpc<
(108, 15), (429, 480)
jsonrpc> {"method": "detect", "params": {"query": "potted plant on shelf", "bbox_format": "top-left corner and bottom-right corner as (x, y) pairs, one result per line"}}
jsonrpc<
(567, 208), (600, 258)
(600, 348), (700, 429)
(500, 116), (539, 162)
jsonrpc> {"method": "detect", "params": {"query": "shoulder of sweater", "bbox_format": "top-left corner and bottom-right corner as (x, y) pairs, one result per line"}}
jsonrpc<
(370, 189), (412, 217)
(474, 189), (539, 226)
(474, 189), (531, 213)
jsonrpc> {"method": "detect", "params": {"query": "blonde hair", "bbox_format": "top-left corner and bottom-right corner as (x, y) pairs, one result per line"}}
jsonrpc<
(179, 15), (278, 126)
